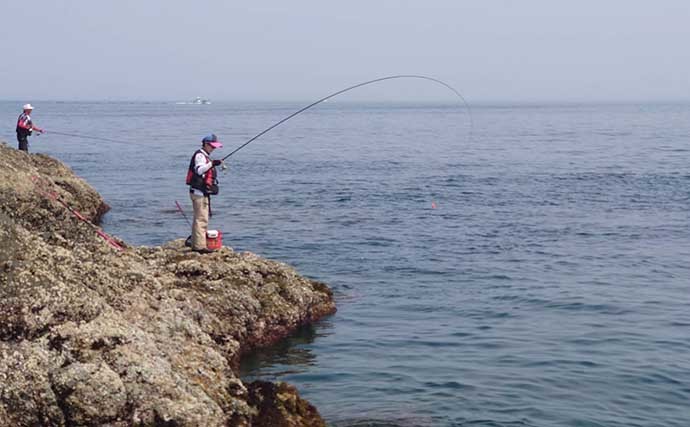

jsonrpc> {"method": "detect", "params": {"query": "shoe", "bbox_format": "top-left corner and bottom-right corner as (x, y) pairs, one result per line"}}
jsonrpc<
(192, 248), (215, 254)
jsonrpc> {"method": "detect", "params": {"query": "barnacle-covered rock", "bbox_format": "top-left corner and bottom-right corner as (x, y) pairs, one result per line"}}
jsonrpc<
(0, 142), (335, 426)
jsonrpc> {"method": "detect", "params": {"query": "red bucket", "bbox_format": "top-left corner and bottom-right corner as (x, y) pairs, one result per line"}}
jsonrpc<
(206, 230), (223, 250)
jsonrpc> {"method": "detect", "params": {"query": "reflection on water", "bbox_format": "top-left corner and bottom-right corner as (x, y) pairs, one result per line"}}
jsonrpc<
(240, 318), (438, 427)
(239, 320), (334, 381)
(330, 418), (439, 427)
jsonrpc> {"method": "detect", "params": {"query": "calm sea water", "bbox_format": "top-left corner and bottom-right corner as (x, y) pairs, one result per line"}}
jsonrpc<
(2, 100), (689, 426)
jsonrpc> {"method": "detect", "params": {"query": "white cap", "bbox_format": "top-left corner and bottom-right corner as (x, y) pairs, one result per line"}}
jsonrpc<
(23, 104), (34, 110)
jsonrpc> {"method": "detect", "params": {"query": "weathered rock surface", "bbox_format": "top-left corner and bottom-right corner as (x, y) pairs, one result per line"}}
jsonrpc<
(0, 143), (334, 426)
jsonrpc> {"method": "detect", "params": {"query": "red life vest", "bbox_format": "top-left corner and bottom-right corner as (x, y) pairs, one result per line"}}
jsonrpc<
(16, 113), (33, 137)
(186, 149), (218, 195)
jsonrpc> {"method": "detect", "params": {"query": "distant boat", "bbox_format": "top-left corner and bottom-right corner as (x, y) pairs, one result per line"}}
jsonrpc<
(176, 97), (211, 105)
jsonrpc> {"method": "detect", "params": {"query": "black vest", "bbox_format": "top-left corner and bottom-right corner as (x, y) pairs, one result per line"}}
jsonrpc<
(186, 149), (218, 195)
(16, 113), (32, 138)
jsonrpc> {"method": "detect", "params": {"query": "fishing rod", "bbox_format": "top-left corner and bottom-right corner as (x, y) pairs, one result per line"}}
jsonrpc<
(41, 130), (132, 145)
(175, 200), (196, 247)
(31, 175), (124, 251)
(175, 200), (192, 227)
(222, 74), (473, 161)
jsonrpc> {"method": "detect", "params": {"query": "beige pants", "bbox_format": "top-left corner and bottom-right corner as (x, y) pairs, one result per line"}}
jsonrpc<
(190, 193), (209, 250)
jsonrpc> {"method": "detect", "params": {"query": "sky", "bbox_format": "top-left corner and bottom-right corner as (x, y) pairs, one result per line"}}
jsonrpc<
(1, 0), (688, 103)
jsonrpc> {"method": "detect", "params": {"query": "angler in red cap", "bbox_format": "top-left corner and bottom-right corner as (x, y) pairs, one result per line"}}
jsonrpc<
(185, 134), (224, 253)
(16, 104), (44, 152)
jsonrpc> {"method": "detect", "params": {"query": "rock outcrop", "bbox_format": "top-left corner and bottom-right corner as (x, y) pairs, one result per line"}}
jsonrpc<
(0, 143), (335, 426)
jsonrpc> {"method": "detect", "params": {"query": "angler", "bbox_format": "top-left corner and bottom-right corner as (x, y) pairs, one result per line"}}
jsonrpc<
(186, 134), (225, 254)
(16, 104), (44, 152)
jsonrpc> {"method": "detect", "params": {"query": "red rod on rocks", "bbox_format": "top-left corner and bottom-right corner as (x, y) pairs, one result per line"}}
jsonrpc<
(31, 176), (124, 251)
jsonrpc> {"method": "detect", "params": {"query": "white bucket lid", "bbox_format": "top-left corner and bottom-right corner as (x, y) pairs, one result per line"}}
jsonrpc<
(206, 230), (218, 238)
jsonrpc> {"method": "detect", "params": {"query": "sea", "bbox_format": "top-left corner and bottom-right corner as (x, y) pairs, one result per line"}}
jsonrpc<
(1, 100), (689, 427)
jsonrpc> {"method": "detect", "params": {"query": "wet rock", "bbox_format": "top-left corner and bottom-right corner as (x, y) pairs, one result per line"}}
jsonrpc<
(247, 381), (326, 427)
(0, 142), (335, 426)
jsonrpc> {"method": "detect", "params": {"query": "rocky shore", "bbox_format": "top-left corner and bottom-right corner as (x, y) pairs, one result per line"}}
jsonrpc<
(0, 143), (336, 426)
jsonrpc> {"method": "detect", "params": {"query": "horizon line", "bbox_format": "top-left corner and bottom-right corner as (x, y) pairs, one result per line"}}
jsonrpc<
(2, 98), (690, 107)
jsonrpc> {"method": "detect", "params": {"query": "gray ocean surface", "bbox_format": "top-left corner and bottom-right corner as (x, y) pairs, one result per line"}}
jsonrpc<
(1, 100), (689, 426)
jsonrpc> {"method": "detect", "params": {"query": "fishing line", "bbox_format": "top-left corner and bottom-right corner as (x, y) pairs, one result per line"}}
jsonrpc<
(222, 74), (473, 161)
(42, 130), (132, 145)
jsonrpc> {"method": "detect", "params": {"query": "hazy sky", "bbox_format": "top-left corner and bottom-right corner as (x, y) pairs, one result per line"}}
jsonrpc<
(1, 1), (688, 103)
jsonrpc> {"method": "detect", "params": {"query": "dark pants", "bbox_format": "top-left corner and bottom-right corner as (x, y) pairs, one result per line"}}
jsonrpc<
(17, 135), (28, 152)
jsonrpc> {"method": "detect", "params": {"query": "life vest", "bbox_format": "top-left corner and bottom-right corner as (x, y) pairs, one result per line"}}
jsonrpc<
(16, 113), (33, 137)
(186, 149), (218, 195)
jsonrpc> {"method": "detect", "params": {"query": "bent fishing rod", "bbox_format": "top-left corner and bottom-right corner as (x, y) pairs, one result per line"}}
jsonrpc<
(222, 74), (473, 161)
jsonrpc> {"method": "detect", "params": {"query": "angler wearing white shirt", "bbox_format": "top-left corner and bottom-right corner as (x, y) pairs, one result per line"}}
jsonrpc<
(185, 134), (224, 253)
(16, 104), (44, 152)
